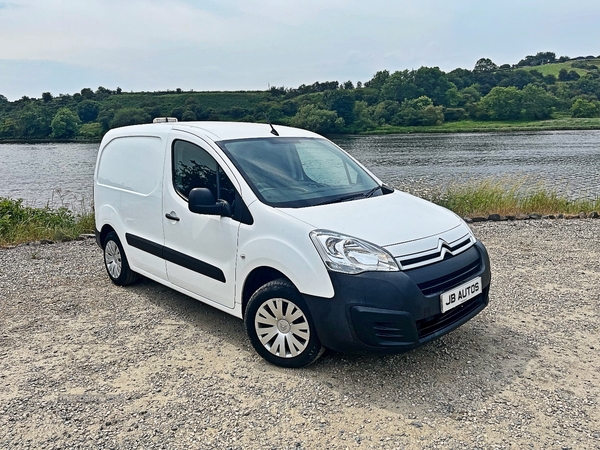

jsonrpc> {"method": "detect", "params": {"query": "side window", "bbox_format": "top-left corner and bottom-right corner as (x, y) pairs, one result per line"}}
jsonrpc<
(218, 166), (236, 205)
(172, 140), (237, 204)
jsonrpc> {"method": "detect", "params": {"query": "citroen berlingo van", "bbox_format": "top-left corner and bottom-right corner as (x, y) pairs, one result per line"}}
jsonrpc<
(94, 119), (491, 367)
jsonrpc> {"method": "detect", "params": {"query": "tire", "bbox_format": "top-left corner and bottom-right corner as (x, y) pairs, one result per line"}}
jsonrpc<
(245, 278), (324, 368)
(102, 231), (139, 286)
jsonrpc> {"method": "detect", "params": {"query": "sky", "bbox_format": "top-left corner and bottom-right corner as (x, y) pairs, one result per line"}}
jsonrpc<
(1, 0), (599, 101)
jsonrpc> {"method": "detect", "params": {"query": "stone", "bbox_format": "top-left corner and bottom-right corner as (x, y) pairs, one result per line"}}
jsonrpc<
(515, 214), (529, 220)
(529, 214), (542, 220)
(506, 215), (516, 220)
(471, 216), (487, 222)
(488, 214), (506, 221)
(462, 217), (473, 223)
(557, 213), (564, 219)
(565, 214), (578, 219)
(590, 211), (599, 219)
(578, 212), (587, 219)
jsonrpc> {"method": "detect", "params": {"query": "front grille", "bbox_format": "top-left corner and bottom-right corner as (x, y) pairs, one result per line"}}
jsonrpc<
(416, 259), (481, 297)
(416, 293), (485, 339)
(396, 234), (474, 270)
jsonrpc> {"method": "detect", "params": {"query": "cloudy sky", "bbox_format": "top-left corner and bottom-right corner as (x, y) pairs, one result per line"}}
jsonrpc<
(1, 0), (599, 100)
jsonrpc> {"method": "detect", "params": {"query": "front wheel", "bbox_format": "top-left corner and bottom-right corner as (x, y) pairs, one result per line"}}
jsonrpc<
(245, 279), (324, 368)
(103, 231), (138, 286)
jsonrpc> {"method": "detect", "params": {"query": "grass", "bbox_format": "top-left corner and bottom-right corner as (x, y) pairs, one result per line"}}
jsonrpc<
(521, 59), (600, 77)
(1, 178), (599, 246)
(367, 117), (600, 135)
(0, 197), (95, 247)
(426, 178), (600, 218)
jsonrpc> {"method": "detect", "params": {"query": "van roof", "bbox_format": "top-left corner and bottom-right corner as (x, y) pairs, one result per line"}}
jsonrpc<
(105, 121), (321, 142)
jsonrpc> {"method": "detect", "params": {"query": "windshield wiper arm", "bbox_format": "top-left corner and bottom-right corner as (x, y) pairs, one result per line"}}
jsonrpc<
(363, 185), (382, 198)
(311, 185), (382, 206)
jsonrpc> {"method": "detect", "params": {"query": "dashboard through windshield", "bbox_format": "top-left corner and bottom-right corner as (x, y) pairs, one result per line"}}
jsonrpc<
(218, 137), (381, 208)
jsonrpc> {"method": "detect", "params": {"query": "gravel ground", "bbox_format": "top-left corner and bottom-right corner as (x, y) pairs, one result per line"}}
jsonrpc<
(1, 219), (599, 449)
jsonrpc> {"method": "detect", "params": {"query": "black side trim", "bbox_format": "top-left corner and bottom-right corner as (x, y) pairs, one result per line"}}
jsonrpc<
(126, 234), (164, 259)
(163, 248), (226, 283)
(125, 233), (226, 283)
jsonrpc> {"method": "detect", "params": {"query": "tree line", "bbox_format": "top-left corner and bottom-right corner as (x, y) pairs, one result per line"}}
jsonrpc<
(1, 51), (599, 140)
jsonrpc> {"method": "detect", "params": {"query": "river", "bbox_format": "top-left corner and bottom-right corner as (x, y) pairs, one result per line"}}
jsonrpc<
(1, 130), (599, 210)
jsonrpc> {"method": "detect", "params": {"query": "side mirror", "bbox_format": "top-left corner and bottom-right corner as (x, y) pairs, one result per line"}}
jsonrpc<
(188, 188), (231, 216)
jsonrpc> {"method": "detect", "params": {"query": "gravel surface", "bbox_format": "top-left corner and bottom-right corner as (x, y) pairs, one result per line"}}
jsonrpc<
(1, 220), (599, 449)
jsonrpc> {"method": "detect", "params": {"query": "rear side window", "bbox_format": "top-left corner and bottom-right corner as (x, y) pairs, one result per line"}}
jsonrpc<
(172, 140), (235, 205)
(97, 136), (163, 194)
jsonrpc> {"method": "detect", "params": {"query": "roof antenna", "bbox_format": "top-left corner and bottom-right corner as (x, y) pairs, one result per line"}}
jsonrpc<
(264, 113), (279, 136)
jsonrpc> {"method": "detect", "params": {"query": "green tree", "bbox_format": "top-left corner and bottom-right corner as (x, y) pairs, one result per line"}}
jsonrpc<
(351, 101), (376, 131)
(51, 108), (80, 138)
(521, 85), (557, 119)
(498, 70), (536, 89)
(80, 88), (95, 100)
(290, 105), (344, 134)
(109, 108), (151, 128)
(323, 90), (356, 125)
(447, 68), (474, 90)
(16, 104), (52, 138)
(372, 100), (401, 125)
(478, 86), (522, 120)
(77, 100), (100, 123)
(78, 122), (103, 139)
(474, 58), (498, 73)
(42, 92), (53, 103)
(365, 70), (390, 91)
(380, 70), (422, 103)
(181, 110), (197, 121)
(392, 96), (444, 126)
(413, 67), (453, 105)
(0, 118), (18, 138)
(558, 69), (580, 82)
(570, 98), (600, 118)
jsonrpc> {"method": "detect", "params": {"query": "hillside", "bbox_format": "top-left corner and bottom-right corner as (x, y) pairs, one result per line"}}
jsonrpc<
(522, 59), (600, 77)
(1, 51), (599, 140)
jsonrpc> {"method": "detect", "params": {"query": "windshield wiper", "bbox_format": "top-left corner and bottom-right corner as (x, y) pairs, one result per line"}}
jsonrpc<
(312, 185), (382, 206)
(363, 185), (382, 198)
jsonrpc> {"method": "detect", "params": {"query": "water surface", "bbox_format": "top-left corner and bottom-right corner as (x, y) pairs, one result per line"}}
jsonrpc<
(1, 130), (599, 209)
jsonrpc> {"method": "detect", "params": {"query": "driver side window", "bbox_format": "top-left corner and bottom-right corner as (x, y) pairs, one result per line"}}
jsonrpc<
(172, 140), (235, 205)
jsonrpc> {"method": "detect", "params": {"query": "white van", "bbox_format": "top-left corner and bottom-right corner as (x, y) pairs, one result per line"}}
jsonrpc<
(94, 120), (491, 367)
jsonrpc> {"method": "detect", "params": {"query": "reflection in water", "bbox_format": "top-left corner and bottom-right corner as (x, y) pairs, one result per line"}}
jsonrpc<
(1, 130), (599, 208)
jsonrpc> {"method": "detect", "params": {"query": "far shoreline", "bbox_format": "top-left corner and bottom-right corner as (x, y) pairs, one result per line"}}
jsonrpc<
(1, 118), (600, 144)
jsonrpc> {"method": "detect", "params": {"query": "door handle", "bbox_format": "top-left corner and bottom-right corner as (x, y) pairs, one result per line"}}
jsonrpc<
(165, 211), (180, 221)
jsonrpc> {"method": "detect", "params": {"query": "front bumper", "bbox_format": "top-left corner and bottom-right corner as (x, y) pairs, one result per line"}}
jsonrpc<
(303, 241), (491, 354)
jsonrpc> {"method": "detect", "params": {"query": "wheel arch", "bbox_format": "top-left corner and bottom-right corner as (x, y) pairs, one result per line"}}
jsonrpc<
(241, 266), (291, 317)
(99, 224), (116, 247)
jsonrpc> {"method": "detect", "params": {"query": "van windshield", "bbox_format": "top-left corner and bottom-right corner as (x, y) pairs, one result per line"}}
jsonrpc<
(218, 137), (381, 208)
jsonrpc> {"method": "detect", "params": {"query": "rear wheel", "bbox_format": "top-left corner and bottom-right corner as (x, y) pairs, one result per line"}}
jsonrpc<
(245, 279), (324, 368)
(103, 231), (138, 286)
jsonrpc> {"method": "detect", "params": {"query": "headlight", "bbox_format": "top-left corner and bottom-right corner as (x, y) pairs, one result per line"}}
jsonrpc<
(310, 230), (399, 274)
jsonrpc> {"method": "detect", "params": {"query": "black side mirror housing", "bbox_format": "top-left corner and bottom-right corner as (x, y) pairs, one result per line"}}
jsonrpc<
(188, 188), (231, 216)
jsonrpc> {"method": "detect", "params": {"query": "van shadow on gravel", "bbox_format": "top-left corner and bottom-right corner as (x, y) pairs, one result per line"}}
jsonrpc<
(127, 276), (535, 420)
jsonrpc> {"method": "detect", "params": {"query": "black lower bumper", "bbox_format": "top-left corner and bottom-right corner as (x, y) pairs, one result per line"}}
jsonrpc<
(303, 241), (491, 354)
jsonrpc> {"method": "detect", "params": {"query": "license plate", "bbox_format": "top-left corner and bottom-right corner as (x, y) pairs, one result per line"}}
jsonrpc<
(440, 277), (482, 313)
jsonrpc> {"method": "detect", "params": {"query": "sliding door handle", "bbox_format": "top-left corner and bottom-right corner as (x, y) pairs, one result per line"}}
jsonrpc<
(165, 212), (180, 221)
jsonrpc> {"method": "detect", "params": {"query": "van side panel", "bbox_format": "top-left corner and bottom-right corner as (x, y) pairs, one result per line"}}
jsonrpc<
(95, 135), (167, 280)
